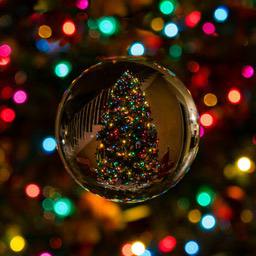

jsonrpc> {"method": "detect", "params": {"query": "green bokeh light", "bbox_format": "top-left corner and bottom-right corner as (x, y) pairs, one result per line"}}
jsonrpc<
(196, 187), (214, 207)
(53, 198), (73, 217)
(159, 0), (175, 15)
(42, 198), (54, 211)
(54, 61), (71, 78)
(169, 44), (182, 58)
(98, 16), (118, 35)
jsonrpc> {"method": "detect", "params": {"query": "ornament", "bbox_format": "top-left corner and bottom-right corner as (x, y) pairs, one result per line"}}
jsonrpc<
(55, 57), (199, 203)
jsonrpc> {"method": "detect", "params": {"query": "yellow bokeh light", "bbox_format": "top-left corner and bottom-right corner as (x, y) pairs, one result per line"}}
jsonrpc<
(131, 241), (145, 256)
(237, 157), (252, 172)
(38, 25), (52, 39)
(188, 209), (201, 223)
(151, 17), (164, 32)
(203, 93), (217, 107)
(223, 164), (237, 179)
(241, 209), (253, 223)
(10, 236), (26, 252)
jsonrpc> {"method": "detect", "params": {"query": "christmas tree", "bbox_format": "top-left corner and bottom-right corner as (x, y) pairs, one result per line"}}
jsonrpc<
(95, 70), (160, 187)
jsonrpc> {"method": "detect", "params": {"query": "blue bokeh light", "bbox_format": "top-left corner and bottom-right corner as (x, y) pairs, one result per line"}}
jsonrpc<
(201, 214), (216, 230)
(164, 22), (178, 38)
(214, 6), (229, 22)
(129, 42), (145, 56)
(42, 137), (56, 152)
(184, 240), (199, 255)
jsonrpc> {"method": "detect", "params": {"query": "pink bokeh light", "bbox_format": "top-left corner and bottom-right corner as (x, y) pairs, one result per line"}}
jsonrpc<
(241, 65), (254, 78)
(76, 0), (89, 10)
(202, 22), (215, 35)
(0, 44), (12, 57)
(13, 90), (27, 104)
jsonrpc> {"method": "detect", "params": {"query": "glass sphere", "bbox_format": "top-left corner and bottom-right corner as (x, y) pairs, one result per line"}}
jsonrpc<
(55, 57), (199, 203)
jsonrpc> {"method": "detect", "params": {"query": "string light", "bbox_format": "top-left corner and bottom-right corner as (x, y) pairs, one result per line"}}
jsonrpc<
(184, 241), (199, 255)
(10, 236), (26, 252)
(151, 17), (164, 32)
(13, 90), (27, 104)
(237, 156), (252, 172)
(0, 107), (15, 123)
(200, 113), (214, 128)
(241, 65), (254, 78)
(129, 42), (145, 56)
(201, 214), (216, 230)
(42, 137), (56, 153)
(25, 183), (40, 198)
(214, 6), (229, 22)
(76, 0), (89, 10)
(163, 22), (178, 38)
(159, 0), (175, 15)
(185, 11), (201, 28)
(158, 236), (176, 253)
(0, 43), (11, 57)
(188, 209), (201, 223)
(62, 20), (76, 36)
(53, 197), (73, 217)
(54, 61), (71, 78)
(227, 88), (241, 104)
(98, 16), (118, 36)
(131, 241), (145, 256)
(203, 93), (217, 107)
(38, 25), (52, 38)
(202, 22), (215, 35)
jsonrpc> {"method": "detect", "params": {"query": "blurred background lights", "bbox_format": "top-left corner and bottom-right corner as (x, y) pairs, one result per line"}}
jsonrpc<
(164, 22), (178, 38)
(214, 6), (229, 22)
(62, 20), (76, 36)
(0, 43), (11, 57)
(10, 236), (26, 252)
(54, 61), (71, 78)
(42, 137), (56, 152)
(131, 241), (145, 256)
(202, 22), (215, 35)
(1, 86), (13, 99)
(184, 241), (199, 255)
(158, 235), (177, 253)
(36, 39), (50, 53)
(159, 0), (175, 15)
(129, 42), (145, 56)
(188, 209), (201, 223)
(140, 250), (151, 256)
(25, 183), (40, 198)
(122, 243), (133, 256)
(241, 209), (253, 223)
(38, 25), (52, 38)
(98, 16), (118, 36)
(42, 198), (54, 211)
(241, 65), (254, 78)
(76, 0), (89, 10)
(40, 252), (52, 256)
(185, 11), (201, 28)
(169, 44), (182, 58)
(201, 214), (216, 229)
(204, 93), (217, 107)
(237, 156), (252, 172)
(0, 107), (15, 123)
(151, 17), (164, 32)
(0, 56), (10, 66)
(13, 90), (27, 104)
(200, 113), (214, 127)
(53, 197), (73, 217)
(197, 191), (212, 207)
(228, 88), (241, 104)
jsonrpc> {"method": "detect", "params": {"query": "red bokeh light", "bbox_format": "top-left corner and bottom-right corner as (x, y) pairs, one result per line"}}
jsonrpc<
(158, 236), (177, 253)
(185, 11), (201, 28)
(25, 183), (40, 198)
(0, 86), (13, 99)
(121, 243), (133, 256)
(0, 107), (15, 122)
(62, 20), (76, 36)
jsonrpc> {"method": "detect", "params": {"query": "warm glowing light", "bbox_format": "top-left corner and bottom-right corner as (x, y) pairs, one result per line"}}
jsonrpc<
(62, 20), (76, 36)
(200, 113), (214, 127)
(203, 93), (217, 107)
(42, 137), (56, 153)
(184, 240), (199, 255)
(159, 0), (175, 15)
(151, 17), (164, 32)
(201, 214), (216, 230)
(38, 25), (52, 38)
(226, 186), (245, 200)
(0, 108), (15, 123)
(241, 209), (253, 223)
(10, 236), (26, 252)
(214, 6), (229, 22)
(0, 43), (12, 57)
(76, 0), (89, 10)
(0, 56), (10, 66)
(129, 42), (145, 56)
(185, 11), (201, 28)
(237, 157), (252, 172)
(164, 22), (178, 38)
(121, 243), (133, 256)
(158, 236), (177, 253)
(188, 209), (201, 223)
(241, 65), (254, 78)
(0, 86), (13, 99)
(25, 183), (40, 198)
(202, 22), (215, 35)
(98, 16), (118, 36)
(227, 88), (241, 104)
(54, 61), (71, 78)
(13, 90), (28, 104)
(187, 61), (200, 73)
(131, 241), (145, 256)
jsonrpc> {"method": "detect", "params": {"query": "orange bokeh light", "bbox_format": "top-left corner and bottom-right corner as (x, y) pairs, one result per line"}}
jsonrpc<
(62, 21), (76, 36)
(200, 113), (214, 127)
(25, 183), (40, 198)
(228, 88), (241, 104)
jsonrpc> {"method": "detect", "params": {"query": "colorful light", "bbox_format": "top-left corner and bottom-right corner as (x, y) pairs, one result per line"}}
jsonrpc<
(0, 56), (10, 66)
(226, 186), (245, 200)
(0, 108), (15, 123)
(25, 183), (40, 198)
(13, 90), (27, 104)
(201, 214), (216, 230)
(241, 65), (254, 78)
(10, 236), (26, 252)
(187, 61), (200, 73)
(39, 252), (52, 256)
(53, 197), (73, 217)
(196, 190), (212, 207)
(237, 156), (252, 172)
(42, 137), (56, 152)
(188, 209), (201, 223)
(36, 39), (50, 53)
(241, 209), (253, 223)
(200, 113), (214, 127)
(159, 0), (175, 15)
(0, 86), (13, 99)
(184, 241), (199, 255)
(62, 20), (76, 36)
(203, 93), (217, 107)
(227, 88), (241, 104)
(0, 43), (11, 57)
(54, 61), (71, 78)
(121, 243), (133, 256)
(140, 250), (151, 256)
(42, 198), (54, 211)
(202, 22), (215, 35)
(129, 42), (145, 56)
(98, 16), (118, 36)
(131, 241), (145, 256)
(76, 0), (89, 10)
(169, 44), (182, 58)
(214, 6), (229, 22)
(164, 22), (178, 38)
(185, 11), (201, 28)
(151, 17), (164, 32)
(158, 236), (177, 253)
(38, 25), (52, 38)
(199, 126), (204, 138)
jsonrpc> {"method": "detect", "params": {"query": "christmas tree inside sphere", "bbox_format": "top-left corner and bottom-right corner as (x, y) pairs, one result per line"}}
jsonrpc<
(55, 57), (199, 203)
